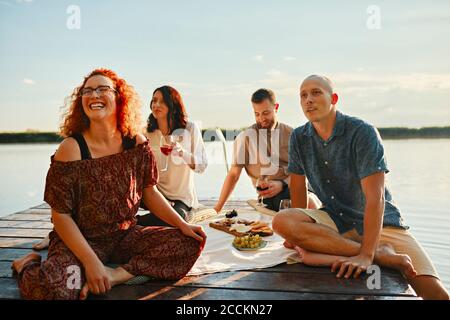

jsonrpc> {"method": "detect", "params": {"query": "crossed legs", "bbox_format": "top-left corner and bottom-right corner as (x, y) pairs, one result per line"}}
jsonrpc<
(273, 209), (449, 300)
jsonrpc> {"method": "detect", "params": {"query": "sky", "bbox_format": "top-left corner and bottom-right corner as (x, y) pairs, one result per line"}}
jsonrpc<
(1, 0), (450, 131)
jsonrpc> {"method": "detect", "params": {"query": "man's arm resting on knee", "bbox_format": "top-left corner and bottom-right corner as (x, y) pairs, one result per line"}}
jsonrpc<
(290, 173), (308, 208)
(214, 166), (243, 212)
(359, 171), (385, 260)
(332, 172), (385, 278)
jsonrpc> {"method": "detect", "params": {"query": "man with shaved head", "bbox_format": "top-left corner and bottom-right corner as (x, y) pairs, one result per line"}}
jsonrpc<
(272, 75), (448, 299)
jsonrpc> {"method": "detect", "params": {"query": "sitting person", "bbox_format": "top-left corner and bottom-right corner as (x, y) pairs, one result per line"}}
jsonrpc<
(137, 86), (207, 226)
(273, 75), (449, 300)
(214, 88), (320, 213)
(11, 69), (206, 300)
(32, 85), (208, 248)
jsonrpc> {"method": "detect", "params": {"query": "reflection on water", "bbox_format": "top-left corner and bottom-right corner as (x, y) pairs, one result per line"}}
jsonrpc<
(0, 139), (449, 289)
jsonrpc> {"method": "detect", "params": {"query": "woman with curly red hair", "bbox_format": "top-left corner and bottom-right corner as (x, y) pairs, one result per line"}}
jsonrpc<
(11, 69), (206, 300)
(137, 86), (208, 226)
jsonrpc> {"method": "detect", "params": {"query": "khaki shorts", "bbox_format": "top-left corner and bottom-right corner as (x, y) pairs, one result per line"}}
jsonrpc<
(293, 208), (439, 279)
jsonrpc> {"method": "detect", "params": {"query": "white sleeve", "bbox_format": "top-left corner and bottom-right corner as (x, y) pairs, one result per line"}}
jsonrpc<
(180, 122), (208, 173)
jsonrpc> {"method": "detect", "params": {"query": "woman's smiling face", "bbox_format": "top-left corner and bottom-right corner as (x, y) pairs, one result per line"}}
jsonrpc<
(81, 75), (117, 122)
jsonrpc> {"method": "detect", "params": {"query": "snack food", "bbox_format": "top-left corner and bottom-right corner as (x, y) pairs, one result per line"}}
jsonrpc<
(233, 234), (267, 251)
(225, 209), (238, 218)
(209, 218), (273, 236)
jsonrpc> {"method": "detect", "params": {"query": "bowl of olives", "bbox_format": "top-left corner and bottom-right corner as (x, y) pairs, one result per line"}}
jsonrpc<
(232, 234), (267, 251)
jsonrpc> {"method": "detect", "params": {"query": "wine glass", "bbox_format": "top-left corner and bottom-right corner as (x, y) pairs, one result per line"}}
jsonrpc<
(160, 135), (175, 171)
(279, 199), (291, 210)
(255, 175), (269, 207)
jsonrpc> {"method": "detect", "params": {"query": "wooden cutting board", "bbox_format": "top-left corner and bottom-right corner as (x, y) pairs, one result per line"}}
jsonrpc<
(209, 218), (273, 237)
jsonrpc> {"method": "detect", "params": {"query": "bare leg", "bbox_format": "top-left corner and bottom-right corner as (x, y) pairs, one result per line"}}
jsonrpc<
(293, 243), (416, 278)
(79, 266), (134, 300)
(273, 211), (360, 256)
(282, 196), (319, 249)
(294, 246), (344, 267)
(273, 211), (415, 276)
(283, 193), (322, 249)
(32, 234), (50, 251)
(280, 208), (315, 250)
(274, 210), (449, 299)
(407, 275), (449, 300)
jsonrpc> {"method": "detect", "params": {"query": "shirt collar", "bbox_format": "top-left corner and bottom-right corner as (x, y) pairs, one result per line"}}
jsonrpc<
(303, 110), (345, 137)
(333, 111), (345, 137)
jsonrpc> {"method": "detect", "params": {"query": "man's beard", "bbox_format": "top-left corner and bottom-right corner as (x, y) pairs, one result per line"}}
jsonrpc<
(256, 119), (275, 129)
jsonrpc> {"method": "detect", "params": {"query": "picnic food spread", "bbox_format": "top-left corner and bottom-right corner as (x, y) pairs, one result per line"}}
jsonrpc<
(209, 217), (273, 237)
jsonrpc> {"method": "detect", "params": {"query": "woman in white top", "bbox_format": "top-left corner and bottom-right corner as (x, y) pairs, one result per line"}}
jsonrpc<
(137, 86), (207, 226)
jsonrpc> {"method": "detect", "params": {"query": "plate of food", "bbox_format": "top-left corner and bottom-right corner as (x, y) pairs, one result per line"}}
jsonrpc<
(209, 218), (273, 237)
(232, 234), (267, 251)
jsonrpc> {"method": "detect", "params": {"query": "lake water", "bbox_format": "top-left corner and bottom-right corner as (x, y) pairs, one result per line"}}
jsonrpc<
(0, 140), (449, 290)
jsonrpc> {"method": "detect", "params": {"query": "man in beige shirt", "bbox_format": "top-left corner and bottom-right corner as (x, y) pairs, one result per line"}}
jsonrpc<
(214, 88), (320, 213)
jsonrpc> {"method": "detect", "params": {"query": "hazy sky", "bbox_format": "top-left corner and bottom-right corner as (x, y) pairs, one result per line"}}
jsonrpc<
(1, 0), (450, 131)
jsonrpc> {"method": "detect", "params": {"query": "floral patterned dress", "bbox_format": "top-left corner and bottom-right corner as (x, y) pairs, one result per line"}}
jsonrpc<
(17, 141), (204, 300)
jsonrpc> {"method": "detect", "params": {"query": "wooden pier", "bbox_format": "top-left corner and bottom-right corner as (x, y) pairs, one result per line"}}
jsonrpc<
(0, 200), (419, 300)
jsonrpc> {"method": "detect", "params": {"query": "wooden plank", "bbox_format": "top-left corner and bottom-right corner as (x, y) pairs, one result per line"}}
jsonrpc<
(93, 284), (419, 300)
(31, 203), (50, 210)
(22, 209), (51, 215)
(0, 228), (49, 238)
(0, 261), (13, 278)
(0, 278), (21, 299)
(0, 277), (419, 300)
(0, 258), (413, 297)
(258, 263), (335, 274)
(0, 214), (51, 221)
(0, 201), (417, 300)
(258, 263), (404, 277)
(0, 238), (42, 249)
(0, 220), (53, 229)
(5, 208), (51, 216)
(0, 248), (48, 262)
(152, 271), (414, 296)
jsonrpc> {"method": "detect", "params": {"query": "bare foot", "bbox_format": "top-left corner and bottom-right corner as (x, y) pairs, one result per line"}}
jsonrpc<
(375, 243), (417, 279)
(79, 266), (134, 300)
(32, 235), (50, 251)
(284, 240), (295, 249)
(11, 252), (41, 275)
(294, 246), (344, 267)
(104, 266), (134, 287)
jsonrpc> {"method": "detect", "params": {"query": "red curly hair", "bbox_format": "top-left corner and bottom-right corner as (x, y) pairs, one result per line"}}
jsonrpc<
(60, 68), (142, 138)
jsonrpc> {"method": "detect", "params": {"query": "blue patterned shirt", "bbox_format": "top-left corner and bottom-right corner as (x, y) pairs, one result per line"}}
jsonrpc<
(288, 111), (407, 235)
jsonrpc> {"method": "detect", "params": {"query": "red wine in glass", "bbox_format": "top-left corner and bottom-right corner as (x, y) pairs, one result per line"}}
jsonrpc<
(160, 145), (173, 156)
(160, 135), (176, 171)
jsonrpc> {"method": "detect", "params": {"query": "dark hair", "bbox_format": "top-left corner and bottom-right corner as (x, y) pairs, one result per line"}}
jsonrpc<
(251, 88), (276, 104)
(147, 86), (188, 133)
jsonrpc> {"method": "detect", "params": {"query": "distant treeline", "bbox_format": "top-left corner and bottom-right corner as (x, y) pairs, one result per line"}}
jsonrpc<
(1, 127), (450, 143)
(377, 127), (450, 139)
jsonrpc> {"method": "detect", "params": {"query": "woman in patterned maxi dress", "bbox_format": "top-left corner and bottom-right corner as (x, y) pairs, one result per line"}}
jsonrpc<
(11, 69), (207, 300)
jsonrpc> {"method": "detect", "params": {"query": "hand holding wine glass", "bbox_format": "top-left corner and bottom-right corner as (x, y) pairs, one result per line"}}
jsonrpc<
(279, 199), (291, 210)
(255, 175), (269, 207)
(160, 135), (176, 171)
